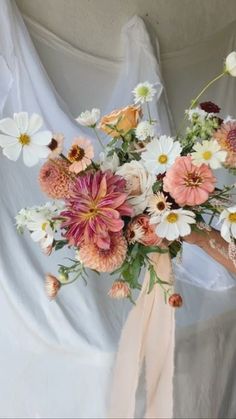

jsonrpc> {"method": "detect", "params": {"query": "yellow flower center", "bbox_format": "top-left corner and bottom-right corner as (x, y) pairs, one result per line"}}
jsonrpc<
(158, 154), (168, 164)
(202, 150), (212, 160)
(18, 133), (30, 146)
(137, 86), (149, 97)
(228, 212), (236, 223)
(68, 145), (85, 162)
(42, 222), (48, 231)
(166, 212), (178, 223)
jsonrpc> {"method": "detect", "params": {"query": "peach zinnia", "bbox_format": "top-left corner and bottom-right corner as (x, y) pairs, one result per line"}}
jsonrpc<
(214, 121), (236, 167)
(39, 158), (73, 199)
(77, 234), (127, 272)
(67, 137), (94, 174)
(163, 156), (216, 206)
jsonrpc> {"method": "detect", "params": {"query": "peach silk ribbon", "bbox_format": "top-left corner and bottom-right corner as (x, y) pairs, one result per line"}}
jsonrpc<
(108, 252), (175, 419)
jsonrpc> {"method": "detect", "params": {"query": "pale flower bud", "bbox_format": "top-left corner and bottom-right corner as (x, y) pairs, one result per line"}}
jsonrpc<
(225, 52), (236, 77)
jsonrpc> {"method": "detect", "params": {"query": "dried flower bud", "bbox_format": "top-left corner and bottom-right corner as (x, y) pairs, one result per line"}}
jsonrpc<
(168, 293), (183, 308)
(45, 274), (61, 300)
(108, 281), (131, 299)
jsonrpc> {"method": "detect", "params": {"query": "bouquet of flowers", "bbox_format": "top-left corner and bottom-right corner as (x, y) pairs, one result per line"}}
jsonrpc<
(1, 52), (236, 305)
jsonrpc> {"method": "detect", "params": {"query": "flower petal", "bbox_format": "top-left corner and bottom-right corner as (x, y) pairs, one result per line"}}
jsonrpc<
(23, 145), (40, 167)
(27, 113), (43, 135)
(0, 134), (18, 147)
(14, 112), (29, 133)
(0, 118), (19, 136)
(3, 143), (22, 161)
(31, 130), (52, 145)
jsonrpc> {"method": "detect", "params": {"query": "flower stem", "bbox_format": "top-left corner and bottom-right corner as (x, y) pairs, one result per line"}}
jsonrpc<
(176, 71), (226, 138)
(93, 127), (105, 150)
(146, 102), (152, 123)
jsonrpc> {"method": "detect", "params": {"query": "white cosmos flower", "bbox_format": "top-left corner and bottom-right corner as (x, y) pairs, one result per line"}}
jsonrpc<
(151, 209), (196, 241)
(219, 206), (236, 243)
(0, 112), (51, 166)
(191, 139), (227, 169)
(142, 136), (182, 175)
(27, 213), (54, 249)
(99, 151), (119, 172)
(135, 121), (155, 141)
(76, 108), (100, 127)
(116, 160), (155, 215)
(225, 51), (236, 77)
(133, 82), (157, 104)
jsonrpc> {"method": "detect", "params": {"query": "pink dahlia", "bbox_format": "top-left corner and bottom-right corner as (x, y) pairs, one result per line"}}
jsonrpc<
(61, 170), (133, 249)
(163, 156), (216, 206)
(39, 158), (73, 199)
(214, 121), (236, 167)
(77, 234), (127, 272)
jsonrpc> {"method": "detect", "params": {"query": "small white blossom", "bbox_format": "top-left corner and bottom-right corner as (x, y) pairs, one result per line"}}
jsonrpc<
(0, 112), (51, 166)
(191, 139), (227, 169)
(135, 121), (155, 141)
(133, 82), (157, 104)
(219, 206), (236, 243)
(151, 209), (196, 241)
(76, 108), (100, 127)
(142, 136), (182, 175)
(225, 51), (236, 77)
(99, 151), (119, 172)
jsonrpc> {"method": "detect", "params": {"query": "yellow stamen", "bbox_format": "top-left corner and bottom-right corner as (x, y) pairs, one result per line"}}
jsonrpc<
(18, 133), (30, 145)
(158, 154), (168, 164)
(202, 150), (212, 160)
(166, 212), (178, 223)
(228, 212), (236, 223)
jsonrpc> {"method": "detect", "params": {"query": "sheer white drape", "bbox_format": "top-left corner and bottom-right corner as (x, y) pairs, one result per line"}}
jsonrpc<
(0, 0), (236, 417)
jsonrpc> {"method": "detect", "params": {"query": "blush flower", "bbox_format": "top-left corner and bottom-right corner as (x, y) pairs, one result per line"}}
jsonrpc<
(99, 106), (141, 138)
(61, 170), (133, 249)
(126, 214), (162, 246)
(76, 234), (127, 272)
(45, 274), (61, 300)
(163, 156), (216, 206)
(108, 281), (131, 299)
(39, 158), (73, 199)
(67, 137), (94, 174)
(214, 121), (236, 167)
(48, 133), (64, 159)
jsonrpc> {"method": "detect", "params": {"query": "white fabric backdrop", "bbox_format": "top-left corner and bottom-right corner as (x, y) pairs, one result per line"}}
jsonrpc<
(0, 0), (236, 417)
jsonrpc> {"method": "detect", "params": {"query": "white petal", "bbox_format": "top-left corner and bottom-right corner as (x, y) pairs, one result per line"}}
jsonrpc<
(31, 230), (45, 242)
(0, 118), (20, 136)
(180, 215), (196, 224)
(156, 222), (168, 237)
(221, 221), (231, 243)
(14, 112), (29, 133)
(231, 223), (236, 238)
(209, 158), (221, 169)
(3, 143), (22, 161)
(165, 224), (179, 241)
(23, 145), (40, 167)
(31, 130), (52, 145)
(27, 113), (43, 135)
(32, 144), (50, 158)
(0, 134), (18, 147)
(178, 222), (191, 237)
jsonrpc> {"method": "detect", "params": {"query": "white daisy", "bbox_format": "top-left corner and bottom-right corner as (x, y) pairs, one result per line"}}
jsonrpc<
(191, 139), (227, 169)
(186, 108), (209, 121)
(147, 192), (172, 216)
(141, 136), (182, 175)
(151, 209), (196, 241)
(133, 82), (157, 104)
(76, 108), (100, 127)
(135, 121), (155, 141)
(219, 206), (236, 243)
(27, 212), (54, 249)
(0, 112), (51, 166)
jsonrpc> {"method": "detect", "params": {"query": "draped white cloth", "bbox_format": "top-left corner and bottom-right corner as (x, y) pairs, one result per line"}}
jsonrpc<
(0, 0), (236, 417)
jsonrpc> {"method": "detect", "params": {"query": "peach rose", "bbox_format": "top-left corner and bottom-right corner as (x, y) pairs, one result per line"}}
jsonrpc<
(99, 105), (141, 138)
(127, 214), (162, 247)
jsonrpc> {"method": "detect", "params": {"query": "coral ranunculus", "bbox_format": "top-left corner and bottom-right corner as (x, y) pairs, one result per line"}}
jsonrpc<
(214, 121), (236, 167)
(99, 105), (141, 138)
(163, 156), (216, 206)
(126, 214), (162, 246)
(61, 170), (133, 249)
